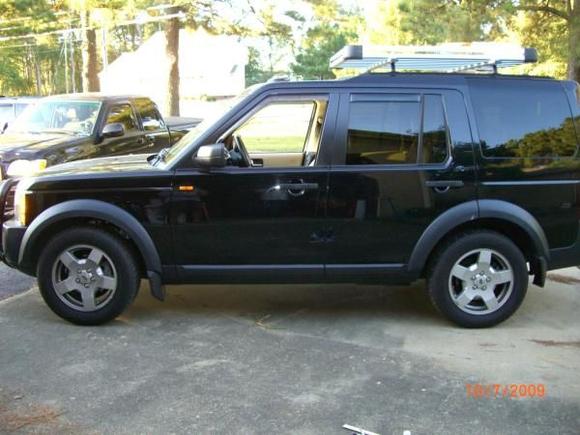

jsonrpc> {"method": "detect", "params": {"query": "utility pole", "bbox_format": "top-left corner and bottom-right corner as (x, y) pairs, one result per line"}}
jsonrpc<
(70, 29), (76, 92)
(101, 25), (108, 70)
(64, 31), (69, 93)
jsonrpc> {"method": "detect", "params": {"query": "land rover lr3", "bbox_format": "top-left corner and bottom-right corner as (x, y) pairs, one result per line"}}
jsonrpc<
(0, 67), (579, 327)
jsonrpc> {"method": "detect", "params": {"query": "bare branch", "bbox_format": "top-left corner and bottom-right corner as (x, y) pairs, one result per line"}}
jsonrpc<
(516, 4), (570, 21)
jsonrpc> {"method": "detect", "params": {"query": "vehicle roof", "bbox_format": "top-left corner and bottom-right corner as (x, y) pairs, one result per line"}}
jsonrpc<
(42, 93), (149, 102)
(260, 72), (570, 91)
(0, 96), (39, 103)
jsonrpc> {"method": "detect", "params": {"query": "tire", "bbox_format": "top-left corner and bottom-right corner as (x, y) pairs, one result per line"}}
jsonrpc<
(427, 230), (528, 328)
(37, 227), (140, 326)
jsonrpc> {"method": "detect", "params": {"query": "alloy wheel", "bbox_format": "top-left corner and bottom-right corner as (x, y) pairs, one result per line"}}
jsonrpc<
(448, 248), (514, 315)
(51, 245), (118, 312)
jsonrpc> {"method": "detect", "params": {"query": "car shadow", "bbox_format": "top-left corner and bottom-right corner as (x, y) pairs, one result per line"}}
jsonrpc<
(124, 280), (446, 328)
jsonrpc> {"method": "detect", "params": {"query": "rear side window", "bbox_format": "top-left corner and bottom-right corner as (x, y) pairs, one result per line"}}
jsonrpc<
(470, 80), (578, 159)
(346, 94), (449, 165)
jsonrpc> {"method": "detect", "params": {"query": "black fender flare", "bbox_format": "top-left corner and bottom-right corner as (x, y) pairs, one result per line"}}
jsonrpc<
(18, 199), (165, 300)
(407, 199), (549, 275)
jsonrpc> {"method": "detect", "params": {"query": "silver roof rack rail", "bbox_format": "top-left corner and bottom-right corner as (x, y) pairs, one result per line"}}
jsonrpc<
(330, 43), (537, 74)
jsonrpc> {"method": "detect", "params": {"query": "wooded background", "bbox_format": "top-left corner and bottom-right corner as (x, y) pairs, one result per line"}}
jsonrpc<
(1, 0), (578, 116)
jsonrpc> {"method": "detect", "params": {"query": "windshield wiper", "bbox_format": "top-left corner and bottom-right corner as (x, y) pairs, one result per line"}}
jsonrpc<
(39, 129), (82, 136)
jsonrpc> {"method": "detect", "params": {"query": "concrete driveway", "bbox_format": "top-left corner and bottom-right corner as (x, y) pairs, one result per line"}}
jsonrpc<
(0, 263), (579, 434)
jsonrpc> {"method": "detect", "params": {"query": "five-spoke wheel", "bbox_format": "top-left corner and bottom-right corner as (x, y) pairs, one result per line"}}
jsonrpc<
(52, 245), (118, 312)
(37, 227), (140, 325)
(448, 248), (514, 315)
(428, 231), (528, 328)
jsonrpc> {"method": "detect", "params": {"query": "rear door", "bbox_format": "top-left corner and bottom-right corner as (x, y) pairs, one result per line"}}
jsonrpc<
(326, 88), (476, 279)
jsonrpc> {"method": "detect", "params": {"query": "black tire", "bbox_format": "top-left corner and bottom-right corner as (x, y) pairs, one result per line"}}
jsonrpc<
(427, 230), (528, 328)
(37, 227), (140, 325)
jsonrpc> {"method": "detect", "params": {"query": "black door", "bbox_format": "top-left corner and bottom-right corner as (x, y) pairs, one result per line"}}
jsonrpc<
(98, 102), (151, 157)
(171, 93), (337, 282)
(326, 89), (476, 279)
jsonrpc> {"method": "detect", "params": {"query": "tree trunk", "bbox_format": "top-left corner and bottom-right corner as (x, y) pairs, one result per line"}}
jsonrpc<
(569, 1), (579, 82)
(81, 10), (99, 92)
(165, 8), (180, 117)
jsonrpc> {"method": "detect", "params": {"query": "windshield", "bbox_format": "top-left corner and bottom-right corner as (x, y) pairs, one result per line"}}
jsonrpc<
(8, 100), (101, 136)
(161, 84), (265, 165)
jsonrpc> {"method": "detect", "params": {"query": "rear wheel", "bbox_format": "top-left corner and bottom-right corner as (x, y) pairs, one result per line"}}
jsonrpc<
(37, 227), (140, 325)
(427, 230), (528, 328)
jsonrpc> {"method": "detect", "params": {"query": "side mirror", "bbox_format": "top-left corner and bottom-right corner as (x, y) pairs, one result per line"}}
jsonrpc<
(102, 122), (125, 138)
(193, 143), (227, 169)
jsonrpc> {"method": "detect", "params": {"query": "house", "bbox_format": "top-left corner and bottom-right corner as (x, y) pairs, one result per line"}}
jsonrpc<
(99, 29), (248, 116)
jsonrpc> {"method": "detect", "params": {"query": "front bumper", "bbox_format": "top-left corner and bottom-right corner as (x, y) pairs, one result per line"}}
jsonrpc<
(1, 220), (26, 267)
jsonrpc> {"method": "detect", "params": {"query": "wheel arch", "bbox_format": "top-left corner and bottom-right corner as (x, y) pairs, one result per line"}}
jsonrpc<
(408, 200), (549, 283)
(18, 199), (165, 300)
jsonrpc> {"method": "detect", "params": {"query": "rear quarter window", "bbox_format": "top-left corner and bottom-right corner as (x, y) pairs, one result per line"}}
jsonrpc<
(470, 80), (578, 159)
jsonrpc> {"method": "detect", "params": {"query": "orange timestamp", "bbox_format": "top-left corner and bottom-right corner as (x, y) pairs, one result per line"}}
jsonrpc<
(466, 383), (546, 399)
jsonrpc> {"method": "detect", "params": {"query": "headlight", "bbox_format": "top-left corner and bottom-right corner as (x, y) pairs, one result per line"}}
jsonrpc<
(7, 159), (47, 177)
(14, 179), (33, 226)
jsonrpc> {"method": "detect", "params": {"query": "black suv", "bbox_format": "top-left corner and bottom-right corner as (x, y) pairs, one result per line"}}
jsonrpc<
(1, 73), (578, 327)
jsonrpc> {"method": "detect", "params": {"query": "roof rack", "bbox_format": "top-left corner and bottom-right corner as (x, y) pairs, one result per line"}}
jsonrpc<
(330, 43), (538, 74)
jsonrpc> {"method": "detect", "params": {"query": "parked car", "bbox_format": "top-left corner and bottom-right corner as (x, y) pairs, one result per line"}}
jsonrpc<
(0, 96), (38, 134)
(0, 93), (200, 179)
(0, 70), (578, 327)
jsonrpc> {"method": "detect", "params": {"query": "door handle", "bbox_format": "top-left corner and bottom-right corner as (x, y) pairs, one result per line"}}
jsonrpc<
(425, 180), (464, 194)
(425, 180), (464, 188)
(274, 181), (319, 197)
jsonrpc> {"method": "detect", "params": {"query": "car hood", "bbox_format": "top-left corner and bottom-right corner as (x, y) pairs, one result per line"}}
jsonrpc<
(39, 154), (154, 177)
(0, 132), (84, 154)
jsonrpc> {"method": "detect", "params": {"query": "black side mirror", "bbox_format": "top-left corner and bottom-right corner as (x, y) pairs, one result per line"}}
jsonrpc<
(193, 143), (227, 168)
(102, 122), (125, 138)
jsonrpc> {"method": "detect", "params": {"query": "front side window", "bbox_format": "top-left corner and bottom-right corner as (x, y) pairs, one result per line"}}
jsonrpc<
(105, 104), (138, 133)
(226, 98), (327, 168)
(470, 80), (578, 159)
(135, 99), (165, 131)
(236, 102), (314, 154)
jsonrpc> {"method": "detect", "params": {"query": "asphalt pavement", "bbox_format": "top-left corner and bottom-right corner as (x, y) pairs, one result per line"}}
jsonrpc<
(0, 264), (579, 434)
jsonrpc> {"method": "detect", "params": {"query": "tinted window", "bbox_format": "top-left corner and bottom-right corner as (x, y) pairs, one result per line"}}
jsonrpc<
(135, 99), (165, 131)
(470, 80), (578, 159)
(422, 95), (448, 164)
(347, 101), (420, 164)
(105, 104), (137, 133)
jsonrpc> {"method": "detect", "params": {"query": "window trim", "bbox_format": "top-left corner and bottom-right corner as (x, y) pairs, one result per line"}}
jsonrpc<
(338, 92), (452, 168)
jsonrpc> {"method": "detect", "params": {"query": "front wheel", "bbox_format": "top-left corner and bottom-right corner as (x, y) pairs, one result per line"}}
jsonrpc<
(37, 227), (140, 325)
(427, 230), (528, 328)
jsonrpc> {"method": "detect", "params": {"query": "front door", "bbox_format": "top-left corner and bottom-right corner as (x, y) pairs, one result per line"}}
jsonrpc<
(326, 89), (476, 279)
(97, 102), (149, 157)
(171, 92), (337, 282)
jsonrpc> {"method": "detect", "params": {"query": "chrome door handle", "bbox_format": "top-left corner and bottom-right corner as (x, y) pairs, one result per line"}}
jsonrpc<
(273, 181), (319, 197)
